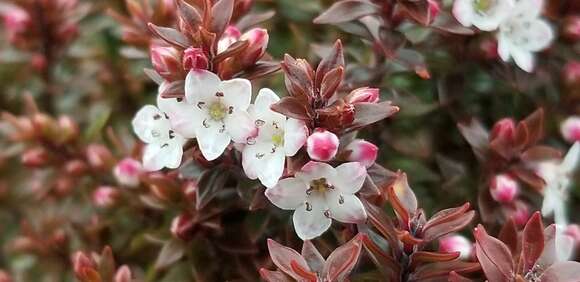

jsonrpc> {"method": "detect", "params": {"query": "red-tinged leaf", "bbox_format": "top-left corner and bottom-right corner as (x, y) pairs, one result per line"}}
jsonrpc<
(351, 101), (399, 129)
(236, 10), (276, 31)
(474, 225), (515, 282)
(270, 96), (312, 121)
(540, 261), (580, 282)
(399, 230), (424, 245)
(266, 239), (312, 281)
(411, 260), (481, 280)
(301, 241), (325, 274)
(457, 119), (490, 162)
(143, 68), (163, 85)
(367, 163), (398, 189)
(423, 210), (475, 242)
(213, 40), (248, 64)
(423, 203), (471, 231)
(521, 146), (562, 162)
(315, 40), (345, 89)
(521, 212), (545, 273)
(290, 260), (318, 282)
(196, 168), (229, 210)
(449, 271), (474, 282)
(393, 49), (429, 78)
(313, 0), (380, 24)
(387, 172), (417, 224)
(238, 61), (281, 80)
(361, 200), (400, 249)
(80, 268), (102, 282)
(431, 12), (475, 35)
(512, 122), (530, 154)
(99, 246), (115, 282)
(498, 219), (519, 256)
(511, 167), (545, 192)
(399, 0), (431, 26)
(319, 66), (343, 100)
(176, 0), (202, 30)
(409, 251), (460, 270)
(155, 239), (185, 269)
(147, 23), (191, 48)
(322, 234), (364, 282)
(259, 269), (293, 282)
(282, 55), (314, 101)
(361, 233), (401, 280)
(520, 108), (544, 147)
(160, 80), (185, 98)
(210, 0), (234, 36)
(114, 265), (132, 282)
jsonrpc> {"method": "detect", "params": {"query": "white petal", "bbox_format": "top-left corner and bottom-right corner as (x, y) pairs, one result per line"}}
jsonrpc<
(293, 195), (332, 240)
(296, 161), (337, 183)
(219, 78), (252, 111)
(257, 151), (286, 188)
(157, 95), (201, 138)
(541, 187), (558, 216)
(265, 177), (308, 210)
(334, 162), (367, 194)
(242, 141), (271, 180)
(326, 191), (367, 224)
(132, 105), (171, 144)
(224, 110), (257, 144)
(562, 142), (580, 173)
(254, 88), (281, 116)
(195, 119), (231, 161)
(497, 35), (511, 62)
(513, 0), (543, 19)
(452, 0), (474, 27)
(511, 48), (534, 72)
(284, 118), (308, 157)
(142, 141), (184, 171)
(185, 70), (220, 104)
(513, 19), (554, 51)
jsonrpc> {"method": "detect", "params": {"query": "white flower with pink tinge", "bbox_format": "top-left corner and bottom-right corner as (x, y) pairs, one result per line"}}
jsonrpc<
(306, 129), (339, 162)
(265, 161), (367, 240)
(497, 0), (554, 72)
(113, 158), (143, 187)
(132, 105), (185, 171)
(561, 116), (580, 143)
(242, 88), (308, 188)
(453, 0), (513, 31)
(439, 234), (473, 260)
(158, 70), (256, 161)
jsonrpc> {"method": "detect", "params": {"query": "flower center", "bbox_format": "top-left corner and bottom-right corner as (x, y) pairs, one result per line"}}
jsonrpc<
(208, 102), (227, 121)
(307, 178), (332, 194)
(271, 132), (284, 147)
(474, 0), (492, 13)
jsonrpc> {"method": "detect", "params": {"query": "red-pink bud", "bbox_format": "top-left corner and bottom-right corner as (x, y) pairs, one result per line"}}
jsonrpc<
(490, 174), (518, 203)
(30, 54), (47, 72)
(217, 25), (242, 53)
(72, 251), (95, 277)
(182, 47), (209, 71)
(239, 28), (268, 65)
(170, 212), (195, 241)
(490, 118), (516, 142)
(562, 61), (580, 86)
(114, 265), (132, 282)
(511, 202), (530, 226)
(438, 234), (473, 260)
(344, 139), (378, 168)
(92, 186), (119, 208)
(150, 45), (181, 81)
(561, 116), (580, 143)
(345, 87), (380, 104)
(427, 0), (440, 23)
(565, 224), (580, 246)
(0, 270), (11, 282)
(113, 158), (143, 187)
(54, 177), (75, 196)
(57, 115), (79, 142)
(21, 147), (50, 167)
(306, 128), (339, 161)
(86, 144), (114, 171)
(64, 159), (88, 176)
(1, 6), (30, 42)
(563, 16), (580, 42)
(479, 37), (499, 60)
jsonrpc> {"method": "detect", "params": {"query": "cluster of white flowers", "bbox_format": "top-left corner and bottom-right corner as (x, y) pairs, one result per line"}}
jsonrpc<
(453, 0), (554, 72)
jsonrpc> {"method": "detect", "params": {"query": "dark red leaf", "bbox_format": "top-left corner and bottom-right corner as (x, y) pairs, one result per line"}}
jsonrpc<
(313, 0), (381, 24)
(422, 203), (475, 242)
(411, 260), (481, 280)
(457, 119), (490, 162)
(398, 0), (431, 26)
(239, 61), (281, 80)
(210, 0), (234, 36)
(301, 241), (325, 274)
(322, 234), (364, 282)
(430, 12), (475, 35)
(281, 54), (314, 101)
(147, 23), (191, 49)
(521, 212), (545, 273)
(361, 234), (401, 280)
(521, 146), (562, 162)
(351, 101), (399, 129)
(319, 66), (343, 100)
(409, 251), (460, 270)
(449, 271), (474, 282)
(270, 96), (313, 121)
(386, 172), (417, 224)
(361, 200), (400, 250)
(176, 0), (202, 31)
(498, 219), (519, 256)
(160, 80), (185, 98)
(473, 225), (515, 282)
(266, 239), (312, 281)
(315, 40), (345, 90)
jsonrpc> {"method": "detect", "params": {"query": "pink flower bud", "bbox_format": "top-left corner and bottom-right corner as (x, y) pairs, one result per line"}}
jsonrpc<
(0, 270), (11, 282)
(306, 129), (339, 161)
(92, 186), (119, 208)
(58, 115), (79, 142)
(1, 6), (30, 34)
(31, 54), (47, 72)
(562, 61), (580, 86)
(438, 234), (473, 260)
(182, 47), (209, 71)
(479, 37), (499, 60)
(561, 116), (580, 143)
(240, 28), (269, 64)
(21, 147), (50, 167)
(113, 158), (143, 187)
(490, 174), (518, 203)
(345, 87), (380, 104)
(345, 139), (378, 168)
(217, 25), (242, 53)
(72, 251), (95, 277)
(64, 159), (88, 176)
(150, 45), (181, 81)
(563, 16), (580, 42)
(86, 144), (114, 171)
(427, 0), (440, 23)
(490, 118), (516, 142)
(511, 202), (530, 226)
(565, 224), (580, 246)
(114, 265), (132, 282)
(171, 212), (195, 241)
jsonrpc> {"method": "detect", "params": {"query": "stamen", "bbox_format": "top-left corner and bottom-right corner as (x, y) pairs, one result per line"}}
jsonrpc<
(161, 143), (169, 148)
(255, 119), (265, 127)
(219, 124), (226, 133)
(323, 210), (330, 218)
(271, 146), (276, 153)
(169, 130), (175, 139)
(203, 119), (210, 128)
(256, 153), (265, 159)
(151, 130), (161, 138)
(215, 92), (224, 97)
(228, 106), (234, 114)
(153, 114), (161, 120)
(273, 121), (279, 129)
(176, 98), (183, 102)
(197, 102), (205, 109)
(246, 137), (256, 145)
(305, 202), (312, 211)
(338, 195), (344, 204)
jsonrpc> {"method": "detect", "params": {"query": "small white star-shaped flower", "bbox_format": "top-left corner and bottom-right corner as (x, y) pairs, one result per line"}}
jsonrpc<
(132, 105), (186, 171)
(265, 161), (368, 240)
(242, 88), (308, 188)
(453, 0), (514, 31)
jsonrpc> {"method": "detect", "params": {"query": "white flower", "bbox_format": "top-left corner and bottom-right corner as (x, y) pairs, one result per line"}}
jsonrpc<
(131, 105), (185, 171)
(497, 0), (554, 72)
(265, 161), (368, 240)
(537, 142), (580, 227)
(160, 70), (256, 161)
(453, 0), (514, 31)
(242, 88), (308, 188)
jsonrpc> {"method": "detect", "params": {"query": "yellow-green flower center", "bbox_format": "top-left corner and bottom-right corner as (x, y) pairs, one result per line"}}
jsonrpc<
(208, 102), (227, 121)
(474, 0), (491, 13)
(271, 133), (284, 147)
(309, 178), (331, 194)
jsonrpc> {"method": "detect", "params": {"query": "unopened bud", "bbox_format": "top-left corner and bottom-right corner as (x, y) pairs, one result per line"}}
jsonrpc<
(114, 265), (132, 282)
(306, 128), (339, 161)
(150, 45), (182, 81)
(0, 270), (11, 282)
(562, 16), (580, 42)
(72, 251), (95, 278)
(217, 25), (241, 53)
(344, 139), (378, 168)
(21, 147), (50, 167)
(438, 234), (472, 260)
(562, 61), (580, 87)
(478, 37), (499, 60)
(57, 115), (79, 142)
(92, 186), (119, 208)
(561, 116), (580, 143)
(490, 174), (518, 203)
(490, 118), (516, 142)
(86, 144), (114, 171)
(182, 47), (209, 71)
(54, 177), (75, 196)
(345, 87), (380, 104)
(64, 159), (88, 176)
(1, 6), (30, 43)
(511, 202), (530, 226)
(427, 0), (440, 23)
(31, 54), (47, 72)
(565, 224), (580, 246)
(170, 212), (195, 241)
(239, 28), (268, 65)
(113, 158), (143, 187)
